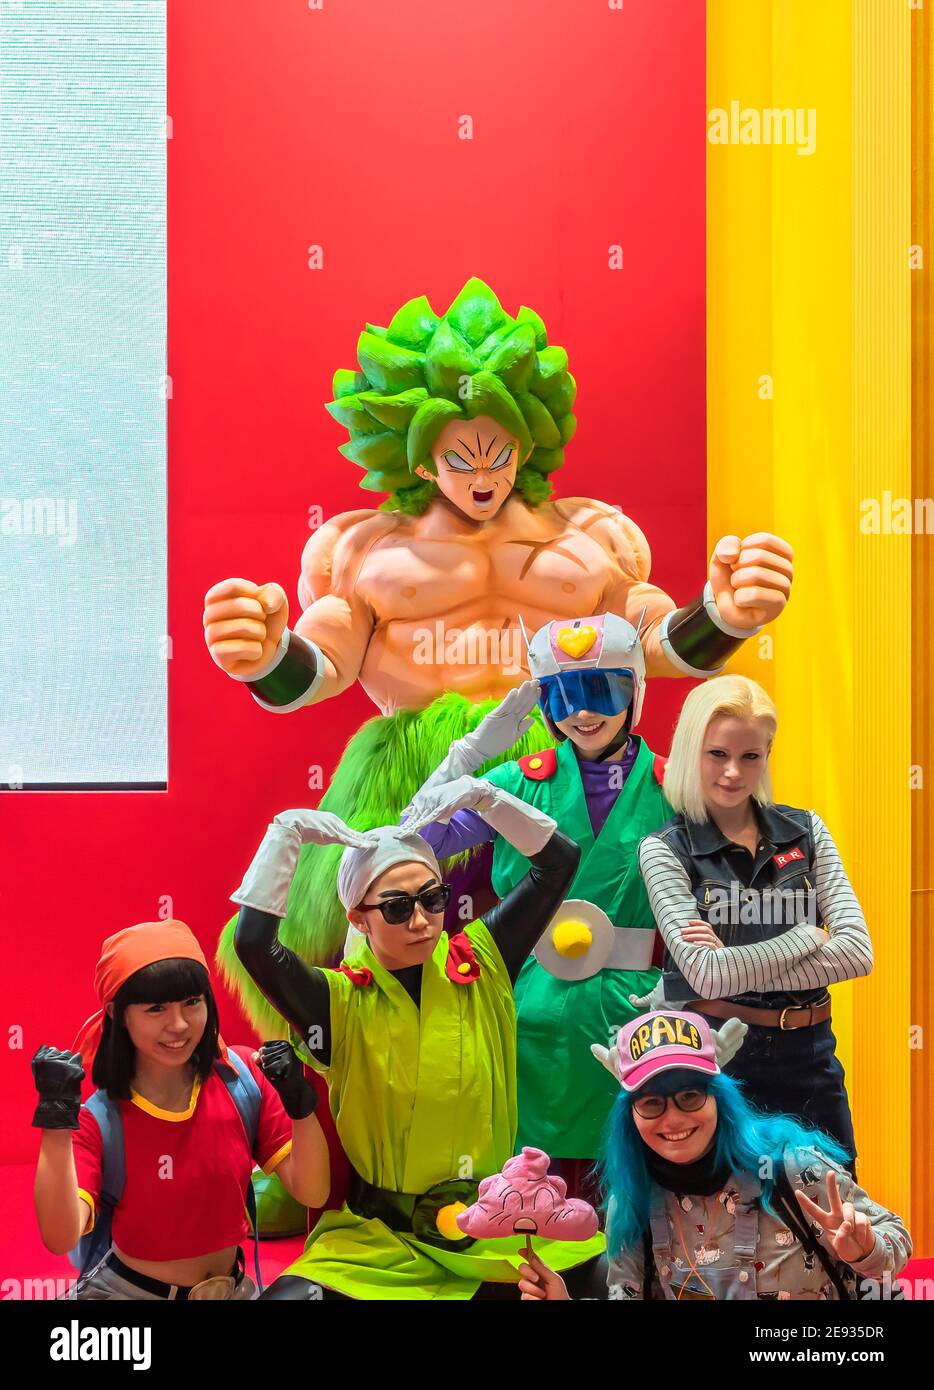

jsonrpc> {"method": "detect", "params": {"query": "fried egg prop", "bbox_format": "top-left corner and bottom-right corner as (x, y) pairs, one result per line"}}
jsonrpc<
(534, 899), (617, 981)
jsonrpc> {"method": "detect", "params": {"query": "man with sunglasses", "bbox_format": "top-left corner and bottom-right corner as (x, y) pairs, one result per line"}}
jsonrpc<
(405, 613), (674, 1190)
(228, 791), (605, 1299)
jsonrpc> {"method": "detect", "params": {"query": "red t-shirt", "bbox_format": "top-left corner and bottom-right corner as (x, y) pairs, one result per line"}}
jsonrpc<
(72, 1047), (292, 1261)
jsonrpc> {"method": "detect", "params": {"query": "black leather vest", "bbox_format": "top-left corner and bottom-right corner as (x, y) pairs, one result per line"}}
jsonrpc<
(653, 803), (828, 1010)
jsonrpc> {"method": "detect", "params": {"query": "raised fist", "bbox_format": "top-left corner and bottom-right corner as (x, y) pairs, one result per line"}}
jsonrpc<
(708, 532), (793, 630)
(31, 1045), (85, 1130)
(254, 1041), (318, 1120)
(203, 578), (289, 679)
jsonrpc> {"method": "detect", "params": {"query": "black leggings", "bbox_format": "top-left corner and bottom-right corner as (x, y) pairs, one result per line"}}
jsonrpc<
(259, 1254), (608, 1301)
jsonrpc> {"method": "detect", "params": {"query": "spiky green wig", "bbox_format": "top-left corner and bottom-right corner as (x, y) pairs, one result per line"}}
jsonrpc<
(325, 277), (577, 514)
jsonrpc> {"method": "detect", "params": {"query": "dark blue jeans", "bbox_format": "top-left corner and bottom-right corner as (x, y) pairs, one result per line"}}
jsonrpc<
(715, 1018), (857, 1166)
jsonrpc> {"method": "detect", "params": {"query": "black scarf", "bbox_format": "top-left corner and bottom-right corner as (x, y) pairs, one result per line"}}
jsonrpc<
(644, 1141), (730, 1197)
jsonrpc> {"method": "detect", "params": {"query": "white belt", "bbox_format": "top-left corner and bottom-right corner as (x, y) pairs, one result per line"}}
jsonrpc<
(534, 899), (656, 981)
(605, 926), (657, 972)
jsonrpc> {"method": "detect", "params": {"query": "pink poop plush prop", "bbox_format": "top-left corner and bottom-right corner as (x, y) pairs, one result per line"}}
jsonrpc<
(456, 1147), (599, 1258)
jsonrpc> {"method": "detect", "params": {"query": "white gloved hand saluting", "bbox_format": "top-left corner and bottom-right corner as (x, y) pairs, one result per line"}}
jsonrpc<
(402, 680), (541, 811)
(467, 679), (541, 758)
(232, 809), (376, 918)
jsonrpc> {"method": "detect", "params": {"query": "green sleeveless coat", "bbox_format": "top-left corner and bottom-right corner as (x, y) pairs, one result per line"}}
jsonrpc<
(486, 736), (672, 1158)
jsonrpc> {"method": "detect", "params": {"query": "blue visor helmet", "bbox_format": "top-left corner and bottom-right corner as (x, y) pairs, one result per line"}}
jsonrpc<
(539, 668), (636, 727)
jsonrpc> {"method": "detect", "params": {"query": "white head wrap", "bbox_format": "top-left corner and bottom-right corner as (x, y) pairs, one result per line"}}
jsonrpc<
(336, 826), (443, 911)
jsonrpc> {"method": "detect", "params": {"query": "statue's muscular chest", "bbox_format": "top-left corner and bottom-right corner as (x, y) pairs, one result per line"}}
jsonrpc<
(354, 514), (617, 623)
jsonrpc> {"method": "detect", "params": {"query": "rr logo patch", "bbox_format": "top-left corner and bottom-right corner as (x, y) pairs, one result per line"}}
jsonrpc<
(773, 848), (805, 869)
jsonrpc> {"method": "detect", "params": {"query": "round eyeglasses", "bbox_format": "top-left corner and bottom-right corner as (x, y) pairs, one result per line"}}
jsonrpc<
(631, 1087), (710, 1120)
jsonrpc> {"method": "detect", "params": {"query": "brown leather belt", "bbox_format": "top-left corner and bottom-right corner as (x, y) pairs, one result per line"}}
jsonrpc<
(689, 998), (832, 1031)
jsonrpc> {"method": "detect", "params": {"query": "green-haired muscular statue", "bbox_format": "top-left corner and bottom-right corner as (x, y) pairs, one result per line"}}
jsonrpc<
(205, 278), (794, 1032)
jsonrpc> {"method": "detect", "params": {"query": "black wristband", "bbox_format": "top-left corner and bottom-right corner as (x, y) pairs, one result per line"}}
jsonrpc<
(248, 631), (320, 710)
(661, 591), (745, 675)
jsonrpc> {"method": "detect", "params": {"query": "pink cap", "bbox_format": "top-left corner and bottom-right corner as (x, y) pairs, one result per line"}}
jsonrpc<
(616, 1010), (720, 1092)
(456, 1148), (599, 1242)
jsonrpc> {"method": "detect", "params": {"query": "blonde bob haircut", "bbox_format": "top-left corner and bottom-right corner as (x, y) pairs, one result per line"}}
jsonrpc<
(664, 675), (778, 823)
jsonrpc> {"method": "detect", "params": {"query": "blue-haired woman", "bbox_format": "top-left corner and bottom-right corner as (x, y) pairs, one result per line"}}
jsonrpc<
(518, 1011), (909, 1301)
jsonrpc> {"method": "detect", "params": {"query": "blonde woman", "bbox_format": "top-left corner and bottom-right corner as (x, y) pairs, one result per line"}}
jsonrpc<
(637, 676), (872, 1164)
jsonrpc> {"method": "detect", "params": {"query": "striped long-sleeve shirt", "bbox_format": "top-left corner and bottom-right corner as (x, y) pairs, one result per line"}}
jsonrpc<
(637, 812), (873, 1000)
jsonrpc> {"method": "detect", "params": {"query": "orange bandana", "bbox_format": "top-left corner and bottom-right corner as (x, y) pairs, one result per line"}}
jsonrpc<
(72, 920), (226, 1068)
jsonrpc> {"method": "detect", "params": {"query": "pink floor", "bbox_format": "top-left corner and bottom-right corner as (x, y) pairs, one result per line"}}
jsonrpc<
(4, 1163), (932, 1299)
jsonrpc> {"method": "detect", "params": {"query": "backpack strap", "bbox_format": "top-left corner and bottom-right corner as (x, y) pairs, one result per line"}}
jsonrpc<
(215, 1049), (265, 1294)
(732, 1174), (761, 1259)
(71, 1089), (125, 1274)
(216, 1049), (262, 1146)
(772, 1158), (854, 1301)
(641, 1230), (656, 1301)
(647, 1184), (672, 1261)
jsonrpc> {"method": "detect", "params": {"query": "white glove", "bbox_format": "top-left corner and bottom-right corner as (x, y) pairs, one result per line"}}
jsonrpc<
(629, 978), (681, 1012)
(590, 1038), (624, 1084)
(713, 1016), (748, 1067)
(403, 680), (541, 810)
(403, 776), (499, 834)
(232, 810), (375, 918)
(460, 679), (541, 761)
(405, 776), (555, 859)
(273, 809), (375, 848)
(479, 784), (556, 858)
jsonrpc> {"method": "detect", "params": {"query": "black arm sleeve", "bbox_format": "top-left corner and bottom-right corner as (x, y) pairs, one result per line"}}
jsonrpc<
(482, 829), (581, 985)
(234, 906), (332, 1066)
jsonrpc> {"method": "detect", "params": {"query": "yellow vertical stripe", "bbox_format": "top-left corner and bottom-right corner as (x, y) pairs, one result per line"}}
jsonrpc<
(707, 1), (912, 1224)
(850, 0), (912, 1226)
(911, 0), (933, 1256)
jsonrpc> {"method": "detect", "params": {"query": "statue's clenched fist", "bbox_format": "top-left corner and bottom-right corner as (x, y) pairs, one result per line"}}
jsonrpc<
(203, 578), (289, 679)
(708, 532), (794, 630)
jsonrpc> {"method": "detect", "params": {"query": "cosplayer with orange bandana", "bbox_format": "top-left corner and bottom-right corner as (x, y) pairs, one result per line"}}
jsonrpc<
(31, 921), (328, 1300)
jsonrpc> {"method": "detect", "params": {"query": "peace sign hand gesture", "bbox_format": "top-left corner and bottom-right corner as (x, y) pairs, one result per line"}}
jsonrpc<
(794, 1169), (876, 1264)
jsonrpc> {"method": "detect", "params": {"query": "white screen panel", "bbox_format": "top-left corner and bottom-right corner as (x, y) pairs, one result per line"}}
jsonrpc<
(0, 1), (167, 787)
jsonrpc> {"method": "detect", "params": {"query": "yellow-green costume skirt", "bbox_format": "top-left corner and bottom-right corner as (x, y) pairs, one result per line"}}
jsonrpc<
(286, 918), (604, 1300)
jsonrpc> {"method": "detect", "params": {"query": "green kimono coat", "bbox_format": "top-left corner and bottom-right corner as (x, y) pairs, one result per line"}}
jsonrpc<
(486, 736), (672, 1158)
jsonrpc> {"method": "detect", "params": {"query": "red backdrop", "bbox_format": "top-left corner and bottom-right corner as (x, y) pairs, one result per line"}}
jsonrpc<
(0, 0), (705, 1163)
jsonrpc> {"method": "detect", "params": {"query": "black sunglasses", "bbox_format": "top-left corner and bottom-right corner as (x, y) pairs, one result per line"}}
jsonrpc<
(632, 1087), (710, 1120)
(356, 883), (452, 925)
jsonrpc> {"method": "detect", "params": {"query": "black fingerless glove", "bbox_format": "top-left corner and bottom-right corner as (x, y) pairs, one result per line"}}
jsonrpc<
(31, 1045), (85, 1130)
(257, 1040), (318, 1120)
